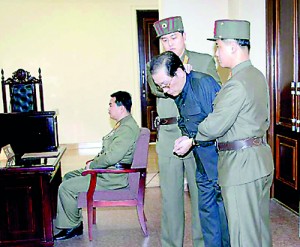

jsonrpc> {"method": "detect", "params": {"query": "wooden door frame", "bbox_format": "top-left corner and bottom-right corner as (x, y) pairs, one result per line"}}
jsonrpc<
(266, 0), (275, 155)
(137, 10), (159, 142)
(266, 0), (300, 213)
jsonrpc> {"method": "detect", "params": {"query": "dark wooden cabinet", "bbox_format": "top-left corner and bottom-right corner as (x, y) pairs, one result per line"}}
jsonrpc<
(1, 174), (45, 245)
(0, 147), (65, 247)
(267, 0), (300, 212)
(274, 130), (299, 211)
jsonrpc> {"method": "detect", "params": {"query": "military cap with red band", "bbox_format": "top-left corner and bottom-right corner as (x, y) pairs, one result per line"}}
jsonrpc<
(153, 16), (184, 38)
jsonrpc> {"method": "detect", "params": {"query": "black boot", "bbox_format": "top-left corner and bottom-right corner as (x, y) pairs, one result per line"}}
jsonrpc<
(54, 222), (83, 240)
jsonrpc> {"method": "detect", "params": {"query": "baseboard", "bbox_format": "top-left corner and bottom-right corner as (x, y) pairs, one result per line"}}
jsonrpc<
(63, 141), (156, 150)
(271, 198), (298, 215)
(61, 142), (101, 150)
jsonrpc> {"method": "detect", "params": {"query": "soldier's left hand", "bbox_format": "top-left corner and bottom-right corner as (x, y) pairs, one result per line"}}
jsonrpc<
(184, 64), (193, 74)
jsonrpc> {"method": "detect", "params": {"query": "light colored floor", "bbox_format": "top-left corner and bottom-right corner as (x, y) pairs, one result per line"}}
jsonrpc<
(55, 144), (300, 247)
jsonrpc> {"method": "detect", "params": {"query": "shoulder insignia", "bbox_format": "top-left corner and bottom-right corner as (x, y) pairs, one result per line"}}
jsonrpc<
(183, 55), (189, 65)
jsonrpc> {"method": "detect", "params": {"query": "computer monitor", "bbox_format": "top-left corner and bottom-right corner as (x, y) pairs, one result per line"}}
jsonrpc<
(0, 111), (59, 155)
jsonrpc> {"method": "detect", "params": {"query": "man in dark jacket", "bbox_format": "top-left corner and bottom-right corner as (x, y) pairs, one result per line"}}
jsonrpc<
(147, 16), (220, 247)
(150, 51), (230, 247)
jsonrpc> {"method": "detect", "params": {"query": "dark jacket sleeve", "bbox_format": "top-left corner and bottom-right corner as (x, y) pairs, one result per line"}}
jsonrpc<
(177, 116), (189, 136)
(190, 75), (220, 115)
(190, 74), (220, 145)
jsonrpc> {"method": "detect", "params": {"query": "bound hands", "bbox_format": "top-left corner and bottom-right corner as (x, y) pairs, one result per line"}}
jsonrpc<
(173, 136), (193, 156)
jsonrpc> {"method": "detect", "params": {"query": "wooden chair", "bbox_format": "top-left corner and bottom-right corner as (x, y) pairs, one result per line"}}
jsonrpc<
(77, 127), (150, 241)
(1, 68), (44, 112)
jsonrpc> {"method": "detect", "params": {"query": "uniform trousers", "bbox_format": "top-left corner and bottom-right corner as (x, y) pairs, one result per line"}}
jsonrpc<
(196, 171), (230, 247)
(56, 168), (104, 229)
(221, 172), (273, 247)
(159, 155), (204, 247)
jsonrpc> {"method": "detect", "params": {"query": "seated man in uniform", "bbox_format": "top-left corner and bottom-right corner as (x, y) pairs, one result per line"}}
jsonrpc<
(54, 91), (140, 241)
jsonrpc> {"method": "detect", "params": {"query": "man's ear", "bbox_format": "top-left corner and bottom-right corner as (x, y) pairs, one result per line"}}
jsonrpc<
(231, 41), (239, 53)
(183, 32), (187, 42)
(118, 104), (125, 112)
(176, 67), (185, 78)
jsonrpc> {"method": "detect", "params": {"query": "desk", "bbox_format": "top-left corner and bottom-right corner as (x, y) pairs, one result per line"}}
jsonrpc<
(0, 146), (66, 247)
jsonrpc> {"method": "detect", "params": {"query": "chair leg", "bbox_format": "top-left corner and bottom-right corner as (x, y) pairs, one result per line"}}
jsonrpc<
(87, 204), (93, 241)
(93, 207), (96, 224)
(137, 204), (148, 236)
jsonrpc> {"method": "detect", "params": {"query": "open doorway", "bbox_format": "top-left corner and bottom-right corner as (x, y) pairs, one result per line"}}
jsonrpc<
(137, 10), (159, 142)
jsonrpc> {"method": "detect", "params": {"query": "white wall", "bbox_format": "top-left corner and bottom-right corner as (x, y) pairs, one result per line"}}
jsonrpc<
(159, 0), (230, 81)
(160, 0), (228, 56)
(0, 0), (158, 145)
(228, 0), (266, 76)
(160, 0), (266, 79)
(0, 0), (266, 145)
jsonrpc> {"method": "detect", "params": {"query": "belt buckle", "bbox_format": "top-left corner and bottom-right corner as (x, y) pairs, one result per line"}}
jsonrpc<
(154, 116), (160, 128)
(253, 137), (262, 146)
(215, 140), (220, 151)
(115, 163), (122, 169)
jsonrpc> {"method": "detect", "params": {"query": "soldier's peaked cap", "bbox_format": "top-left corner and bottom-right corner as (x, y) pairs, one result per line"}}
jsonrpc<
(153, 16), (184, 38)
(207, 19), (250, 41)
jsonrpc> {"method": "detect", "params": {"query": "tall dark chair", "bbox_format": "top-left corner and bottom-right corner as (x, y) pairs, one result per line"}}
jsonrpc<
(1, 68), (44, 112)
(77, 127), (150, 241)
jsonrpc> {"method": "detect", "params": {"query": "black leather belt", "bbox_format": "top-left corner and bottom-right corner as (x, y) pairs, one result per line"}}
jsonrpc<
(115, 163), (131, 169)
(193, 140), (216, 147)
(217, 137), (265, 151)
(154, 117), (178, 127)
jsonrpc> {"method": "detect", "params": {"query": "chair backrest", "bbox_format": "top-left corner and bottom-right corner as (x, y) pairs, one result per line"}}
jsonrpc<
(128, 127), (150, 194)
(77, 127), (151, 204)
(1, 68), (44, 113)
(131, 127), (151, 169)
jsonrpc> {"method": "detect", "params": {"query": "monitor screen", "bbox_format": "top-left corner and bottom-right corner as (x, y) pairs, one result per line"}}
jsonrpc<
(0, 111), (59, 155)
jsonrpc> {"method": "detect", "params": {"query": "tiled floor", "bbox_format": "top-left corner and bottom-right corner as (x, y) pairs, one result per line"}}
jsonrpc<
(54, 144), (300, 247)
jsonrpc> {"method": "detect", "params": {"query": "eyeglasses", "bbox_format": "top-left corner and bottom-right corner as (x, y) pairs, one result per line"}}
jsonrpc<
(157, 75), (176, 90)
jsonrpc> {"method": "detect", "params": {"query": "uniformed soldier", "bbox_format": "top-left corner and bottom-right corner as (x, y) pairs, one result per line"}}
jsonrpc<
(147, 16), (220, 247)
(54, 91), (140, 241)
(174, 19), (275, 247)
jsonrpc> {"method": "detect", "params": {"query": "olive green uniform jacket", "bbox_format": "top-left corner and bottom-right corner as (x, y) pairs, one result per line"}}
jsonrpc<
(89, 114), (140, 189)
(196, 60), (274, 186)
(55, 114), (140, 229)
(196, 60), (274, 246)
